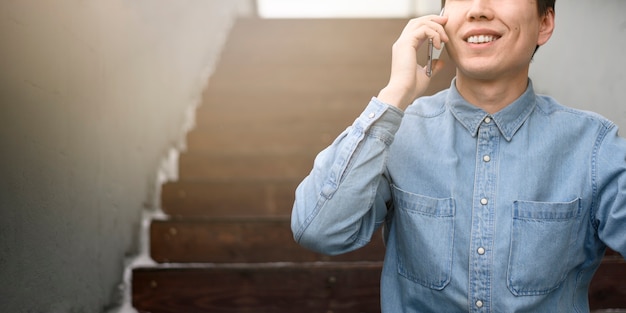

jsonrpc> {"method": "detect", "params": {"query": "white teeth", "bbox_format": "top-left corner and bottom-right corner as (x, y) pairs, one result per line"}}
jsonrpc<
(467, 35), (497, 44)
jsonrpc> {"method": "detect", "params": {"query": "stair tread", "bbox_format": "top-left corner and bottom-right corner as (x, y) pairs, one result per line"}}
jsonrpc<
(134, 260), (384, 270)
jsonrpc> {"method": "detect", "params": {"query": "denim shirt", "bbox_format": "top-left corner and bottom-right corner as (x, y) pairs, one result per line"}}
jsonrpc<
(291, 79), (626, 313)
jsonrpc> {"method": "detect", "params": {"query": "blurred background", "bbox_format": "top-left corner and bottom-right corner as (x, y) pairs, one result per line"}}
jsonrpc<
(0, 1), (624, 312)
(257, 0), (442, 17)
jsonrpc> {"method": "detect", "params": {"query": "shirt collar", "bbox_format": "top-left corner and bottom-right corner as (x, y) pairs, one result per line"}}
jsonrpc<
(446, 78), (537, 142)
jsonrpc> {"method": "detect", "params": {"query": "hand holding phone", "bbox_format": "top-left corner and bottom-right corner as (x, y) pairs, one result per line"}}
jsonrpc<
(378, 8), (448, 109)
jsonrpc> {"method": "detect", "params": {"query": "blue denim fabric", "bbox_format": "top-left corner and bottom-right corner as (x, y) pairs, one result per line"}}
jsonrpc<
(291, 79), (626, 313)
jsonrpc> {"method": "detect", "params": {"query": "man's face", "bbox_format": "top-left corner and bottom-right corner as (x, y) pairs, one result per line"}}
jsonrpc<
(443, 0), (553, 81)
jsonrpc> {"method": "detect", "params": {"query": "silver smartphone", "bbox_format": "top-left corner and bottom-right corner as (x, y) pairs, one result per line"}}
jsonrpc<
(426, 8), (446, 77)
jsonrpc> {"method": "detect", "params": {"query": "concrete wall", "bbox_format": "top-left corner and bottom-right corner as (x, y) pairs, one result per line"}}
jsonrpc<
(530, 0), (626, 130)
(0, 1), (249, 312)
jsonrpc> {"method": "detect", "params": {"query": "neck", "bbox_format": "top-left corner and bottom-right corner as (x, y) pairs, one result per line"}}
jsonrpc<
(455, 72), (529, 114)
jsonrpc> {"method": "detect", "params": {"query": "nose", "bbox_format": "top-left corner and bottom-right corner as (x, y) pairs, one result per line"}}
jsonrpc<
(466, 0), (494, 21)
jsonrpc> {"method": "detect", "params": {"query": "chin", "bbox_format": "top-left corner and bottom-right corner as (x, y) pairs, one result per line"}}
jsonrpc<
(457, 65), (499, 81)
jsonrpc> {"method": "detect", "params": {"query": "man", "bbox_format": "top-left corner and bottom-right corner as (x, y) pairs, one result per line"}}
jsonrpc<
(291, 0), (626, 312)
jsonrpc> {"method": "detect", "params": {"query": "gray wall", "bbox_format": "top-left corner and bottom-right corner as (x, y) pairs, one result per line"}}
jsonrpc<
(0, 1), (247, 312)
(530, 0), (626, 130)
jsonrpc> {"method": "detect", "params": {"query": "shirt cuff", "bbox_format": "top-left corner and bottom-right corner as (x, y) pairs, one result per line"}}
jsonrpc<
(354, 97), (404, 137)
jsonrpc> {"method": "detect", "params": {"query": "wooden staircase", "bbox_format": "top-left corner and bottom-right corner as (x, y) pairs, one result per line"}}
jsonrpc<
(130, 18), (626, 313)
(131, 17), (416, 313)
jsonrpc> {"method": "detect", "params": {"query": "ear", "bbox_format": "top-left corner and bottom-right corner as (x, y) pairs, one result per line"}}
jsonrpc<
(537, 8), (555, 47)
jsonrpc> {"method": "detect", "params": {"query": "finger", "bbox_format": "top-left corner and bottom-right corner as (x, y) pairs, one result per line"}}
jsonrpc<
(403, 18), (448, 49)
(422, 18), (449, 47)
(408, 27), (445, 51)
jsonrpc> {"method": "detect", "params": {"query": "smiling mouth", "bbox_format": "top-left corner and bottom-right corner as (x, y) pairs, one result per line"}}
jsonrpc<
(466, 35), (500, 44)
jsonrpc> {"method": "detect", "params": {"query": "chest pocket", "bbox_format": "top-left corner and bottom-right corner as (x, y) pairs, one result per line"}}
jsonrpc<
(507, 198), (582, 296)
(391, 185), (455, 290)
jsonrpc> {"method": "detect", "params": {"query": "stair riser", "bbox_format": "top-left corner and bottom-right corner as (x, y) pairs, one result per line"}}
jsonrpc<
(133, 263), (383, 313)
(161, 181), (298, 217)
(178, 154), (314, 181)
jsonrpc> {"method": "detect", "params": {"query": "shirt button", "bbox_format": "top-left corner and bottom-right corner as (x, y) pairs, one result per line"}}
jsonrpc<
(480, 198), (488, 205)
(483, 155), (491, 162)
(484, 117), (492, 123)
(476, 300), (484, 308)
(368, 112), (376, 119)
(477, 247), (486, 255)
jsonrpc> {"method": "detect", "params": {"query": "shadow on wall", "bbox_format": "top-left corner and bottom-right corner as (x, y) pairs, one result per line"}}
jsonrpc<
(0, 0), (248, 312)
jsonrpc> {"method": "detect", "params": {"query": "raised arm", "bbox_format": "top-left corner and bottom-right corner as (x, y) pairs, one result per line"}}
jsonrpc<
(291, 100), (402, 255)
(291, 13), (449, 255)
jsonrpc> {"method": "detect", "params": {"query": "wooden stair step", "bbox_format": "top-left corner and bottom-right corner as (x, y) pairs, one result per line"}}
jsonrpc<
(193, 94), (361, 131)
(132, 262), (383, 313)
(150, 218), (385, 263)
(161, 180), (299, 217)
(192, 111), (357, 134)
(184, 127), (342, 156)
(177, 153), (313, 181)
(187, 127), (344, 155)
(132, 260), (626, 313)
(204, 64), (389, 94)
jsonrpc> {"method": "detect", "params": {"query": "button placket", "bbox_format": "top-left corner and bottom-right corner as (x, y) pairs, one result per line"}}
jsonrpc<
(469, 118), (499, 312)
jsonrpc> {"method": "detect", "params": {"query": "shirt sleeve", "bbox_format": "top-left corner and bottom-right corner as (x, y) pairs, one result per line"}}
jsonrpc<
(593, 124), (626, 258)
(291, 97), (403, 255)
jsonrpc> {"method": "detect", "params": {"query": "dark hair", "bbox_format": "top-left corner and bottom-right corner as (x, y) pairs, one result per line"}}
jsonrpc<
(537, 0), (556, 17)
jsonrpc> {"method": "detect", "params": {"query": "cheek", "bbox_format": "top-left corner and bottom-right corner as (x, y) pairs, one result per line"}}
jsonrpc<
(511, 24), (535, 48)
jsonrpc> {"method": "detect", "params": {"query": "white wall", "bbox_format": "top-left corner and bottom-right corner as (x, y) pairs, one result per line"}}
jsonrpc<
(0, 0), (247, 312)
(530, 0), (626, 131)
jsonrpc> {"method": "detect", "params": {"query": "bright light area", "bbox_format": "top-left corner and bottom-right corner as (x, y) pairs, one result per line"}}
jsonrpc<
(257, 0), (442, 18)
